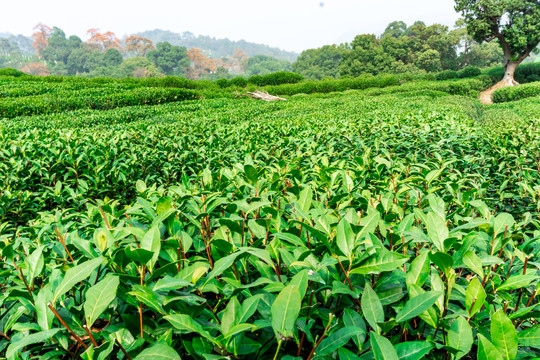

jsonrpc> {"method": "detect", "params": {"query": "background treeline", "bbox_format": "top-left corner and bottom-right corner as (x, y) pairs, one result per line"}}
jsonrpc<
(294, 20), (539, 80)
(1, 21), (539, 81)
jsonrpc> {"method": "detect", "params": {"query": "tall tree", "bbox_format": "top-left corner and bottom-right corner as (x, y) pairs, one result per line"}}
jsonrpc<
(455, 0), (540, 86)
(146, 41), (189, 75)
(186, 48), (222, 79)
(124, 36), (155, 57)
(86, 29), (122, 52)
(230, 49), (248, 74)
(293, 44), (349, 79)
(31, 23), (53, 57)
(20, 62), (50, 76)
(41, 27), (82, 66)
(381, 21), (407, 38)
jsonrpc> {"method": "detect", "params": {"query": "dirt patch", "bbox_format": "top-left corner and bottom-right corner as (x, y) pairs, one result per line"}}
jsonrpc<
(479, 81), (510, 105)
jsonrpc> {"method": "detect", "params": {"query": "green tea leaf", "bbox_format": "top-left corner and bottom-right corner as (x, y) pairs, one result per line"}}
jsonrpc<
(370, 331), (398, 360)
(517, 325), (540, 348)
(315, 326), (365, 357)
(493, 213), (514, 238)
(165, 314), (218, 345)
(202, 250), (243, 289)
(134, 342), (181, 360)
(337, 218), (355, 259)
(221, 296), (241, 335)
(491, 309), (517, 360)
(462, 250), (484, 280)
(394, 341), (434, 360)
(447, 317), (473, 359)
(343, 308), (366, 349)
(52, 257), (104, 304)
(351, 251), (408, 275)
(429, 251), (453, 278)
(338, 348), (361, 360)
(361, 286), (384, 333)
(465, 277), (486, 317)
(6, 328), (63, 360)
(298, 186), (313, 213)
(357, 211), (381, 241)
(477, 334), (503, 360)
(406, 251), (430, 288)
(425, 212), (448, 252)
(25, 245), (45, 286)
(271, 284), (301, 339)
(84, 275), (119, 326)
(497, 275), (539, 292)
(395, 291), (442, 323)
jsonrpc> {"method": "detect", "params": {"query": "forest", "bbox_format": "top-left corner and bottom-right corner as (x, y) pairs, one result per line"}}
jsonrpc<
(2, 20), (538, 81)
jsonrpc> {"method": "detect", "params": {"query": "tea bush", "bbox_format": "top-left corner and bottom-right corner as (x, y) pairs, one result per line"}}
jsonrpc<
(0, 74), (539, 359)
(492, 82), (540, 103)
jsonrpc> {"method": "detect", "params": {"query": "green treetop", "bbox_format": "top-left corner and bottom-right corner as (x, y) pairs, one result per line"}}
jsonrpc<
(455, 0), (540, 85)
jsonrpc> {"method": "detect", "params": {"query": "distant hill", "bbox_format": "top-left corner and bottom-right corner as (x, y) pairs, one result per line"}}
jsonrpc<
(0, 33), (34, 54)
(135, 29), (297, 62)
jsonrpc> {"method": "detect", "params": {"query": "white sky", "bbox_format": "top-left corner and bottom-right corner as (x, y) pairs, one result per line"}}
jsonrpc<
(1, 0), (460, 53)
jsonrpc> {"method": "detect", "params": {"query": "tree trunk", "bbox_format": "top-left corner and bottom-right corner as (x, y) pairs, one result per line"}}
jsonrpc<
(501, 59), (520, 86)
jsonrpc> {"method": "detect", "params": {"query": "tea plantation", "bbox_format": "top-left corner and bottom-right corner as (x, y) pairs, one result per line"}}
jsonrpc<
(0, 72), (539, 359)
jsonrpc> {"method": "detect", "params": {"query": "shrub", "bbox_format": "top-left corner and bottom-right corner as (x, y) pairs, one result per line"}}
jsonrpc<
(0, 68), (26, 77)
(492, 81), (540, 103)
(458, 66), (482, 78)
(261, 73), (399, 96)
(215, 78), (231, 88)
(436, 70), (459, 80)
(230, 76), (248, 87)
(0, 87), (199, 118)
(247, 75), (264, 86)
(248, 72), (303, 86)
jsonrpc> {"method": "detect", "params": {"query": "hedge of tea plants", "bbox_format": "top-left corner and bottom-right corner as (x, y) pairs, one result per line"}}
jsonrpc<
(0, 75), (539, 359)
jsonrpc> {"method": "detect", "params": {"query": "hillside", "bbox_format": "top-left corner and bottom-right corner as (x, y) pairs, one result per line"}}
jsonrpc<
(136, 29), (297, 61)
(0, 32), (34, 54)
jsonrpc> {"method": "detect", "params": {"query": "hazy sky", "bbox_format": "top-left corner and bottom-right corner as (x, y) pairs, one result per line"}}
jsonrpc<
(1, 0), (461, 53)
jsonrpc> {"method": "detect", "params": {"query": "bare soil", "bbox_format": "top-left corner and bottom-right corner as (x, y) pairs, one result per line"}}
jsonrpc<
(479, 81), (515, 105)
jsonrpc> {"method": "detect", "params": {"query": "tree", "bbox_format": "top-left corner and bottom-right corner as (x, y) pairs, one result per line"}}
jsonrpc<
(40, 27), (82, 66)
(230, 49), (248, 74)
(119, 57), (161, 78)
(32, 23), (53, 57)
(104, 48), (123, 67)
(185, 48), (223, 79)
(245, 55), (292, 76)
(381, 21), (407, 38)
(67, 47), (105, 74)
(340, 34), (395, 76)
(20, 62), (50, 76)
(293, 45), (349, 79)
(86, 29), (122, 52)
(146, 42), (189, 75)
(455, 0), (540, 86)
(124, 36), (155, 57)
(0, 39), (19, 56)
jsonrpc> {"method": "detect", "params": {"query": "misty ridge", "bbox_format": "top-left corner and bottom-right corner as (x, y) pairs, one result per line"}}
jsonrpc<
(0, 29), (297, 61)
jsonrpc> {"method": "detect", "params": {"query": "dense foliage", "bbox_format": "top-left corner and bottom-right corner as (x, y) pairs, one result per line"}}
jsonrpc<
(455, 0), (540, 84)
(492, 82), (540, 103)
(0, 73), (539, 359)
(293, 21), (506, 80)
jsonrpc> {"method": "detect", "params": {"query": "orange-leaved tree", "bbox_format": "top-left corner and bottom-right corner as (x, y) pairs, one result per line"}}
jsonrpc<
(20, 62), (50, 76)
(124, 36), (155, 57)
(86, 29), (122, 52)
(32, 23), (53, 58)
(230, 49), (248, 74)
(186, 48), (227, 80)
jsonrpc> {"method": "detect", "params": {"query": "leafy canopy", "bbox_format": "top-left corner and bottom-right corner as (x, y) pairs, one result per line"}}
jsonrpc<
(454, 0), (540, 59)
